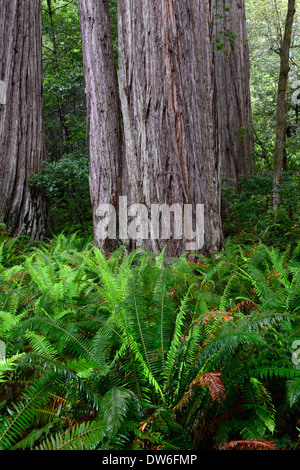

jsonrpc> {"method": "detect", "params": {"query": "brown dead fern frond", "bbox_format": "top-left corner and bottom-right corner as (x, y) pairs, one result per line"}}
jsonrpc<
(173, 372), (225, 413)
(220, 439), (278, 450)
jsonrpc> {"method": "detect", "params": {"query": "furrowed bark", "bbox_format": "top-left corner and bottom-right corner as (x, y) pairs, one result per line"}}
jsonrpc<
(78, 0), (122, 251)
(78, 0), (253, 256)
(212, 0), (254, 194)
(0, 0), (50, 239)
(118, 0), (223, 256)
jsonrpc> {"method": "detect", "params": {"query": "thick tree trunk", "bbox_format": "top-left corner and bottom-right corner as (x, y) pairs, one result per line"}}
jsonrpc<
(118, 0), (223, 256)
(212, 0), (254, 194)
(78, 0), (122, 251)
(0, 0), (50, 239)
(273, 0), (296, 212)
(78, 0), (252, 256)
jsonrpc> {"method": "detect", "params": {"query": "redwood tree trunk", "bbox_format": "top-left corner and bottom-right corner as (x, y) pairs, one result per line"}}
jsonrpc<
(212, 0), (254, 194)
(78, 0), (122, 251)
(118, 0), (223, 256)
(78, 0), (253, 256)
(0, 0), (50, 239)
(273, 0), (296, 212)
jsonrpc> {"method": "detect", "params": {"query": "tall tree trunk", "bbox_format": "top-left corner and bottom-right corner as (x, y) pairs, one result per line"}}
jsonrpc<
(273, 0), (296, 212)
(212, 0), (254, 195)
(78, 0), (122, 251)
(0, 0), (50, 239)
(118, 0), (223, 256)
(78, 0), (253, 256)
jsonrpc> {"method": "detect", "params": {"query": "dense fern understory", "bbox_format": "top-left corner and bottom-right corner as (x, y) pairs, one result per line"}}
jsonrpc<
(0, 229), (299, 451)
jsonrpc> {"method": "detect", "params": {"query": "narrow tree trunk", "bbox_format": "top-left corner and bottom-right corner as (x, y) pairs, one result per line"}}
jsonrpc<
(118, 0), (223, 256)
(212, 0), (254, 194)
(0, 0), (50, 239)
(273, 0), (296, 212)
(78, 0), (122, 251)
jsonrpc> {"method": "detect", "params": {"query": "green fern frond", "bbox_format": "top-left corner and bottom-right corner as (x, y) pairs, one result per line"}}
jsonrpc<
(37, 419), (106, 450)
(0, 374), (58, 449)
(287, 378), (300, 407)
(11, 422), (57, 450)
(25, 331), (59, 360)
(0, 353), (24, 383)
(102, 387), (139, 435)
(249, 377), (276, 433)
(165, 286), (194, 381)
(0, 309), (27, 335)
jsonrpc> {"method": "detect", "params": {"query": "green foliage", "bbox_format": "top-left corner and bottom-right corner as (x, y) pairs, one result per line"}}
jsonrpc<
(0, 235), (299, 450)
(223, 171), (300, 248)
(41, 0), (86, 161)
(245, 0), (300, 172)
(30, 154), (92, 236)
(109, 0), (118, 68)
(213, 2), (238, 56)
(39, 0), (92, 235)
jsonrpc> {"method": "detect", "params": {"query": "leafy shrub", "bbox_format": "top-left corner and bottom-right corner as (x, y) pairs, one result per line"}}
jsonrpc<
(223, 171), (300, 248)
(30, 154), (92, 236)
(0, 235), (299, 450)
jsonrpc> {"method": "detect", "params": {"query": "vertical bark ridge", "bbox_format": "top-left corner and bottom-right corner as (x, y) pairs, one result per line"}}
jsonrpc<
(118, 0), (223, 255)
(211, 0), (254, 194)
(0, 0), (49, 239)
(79, 0), (122, 250)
